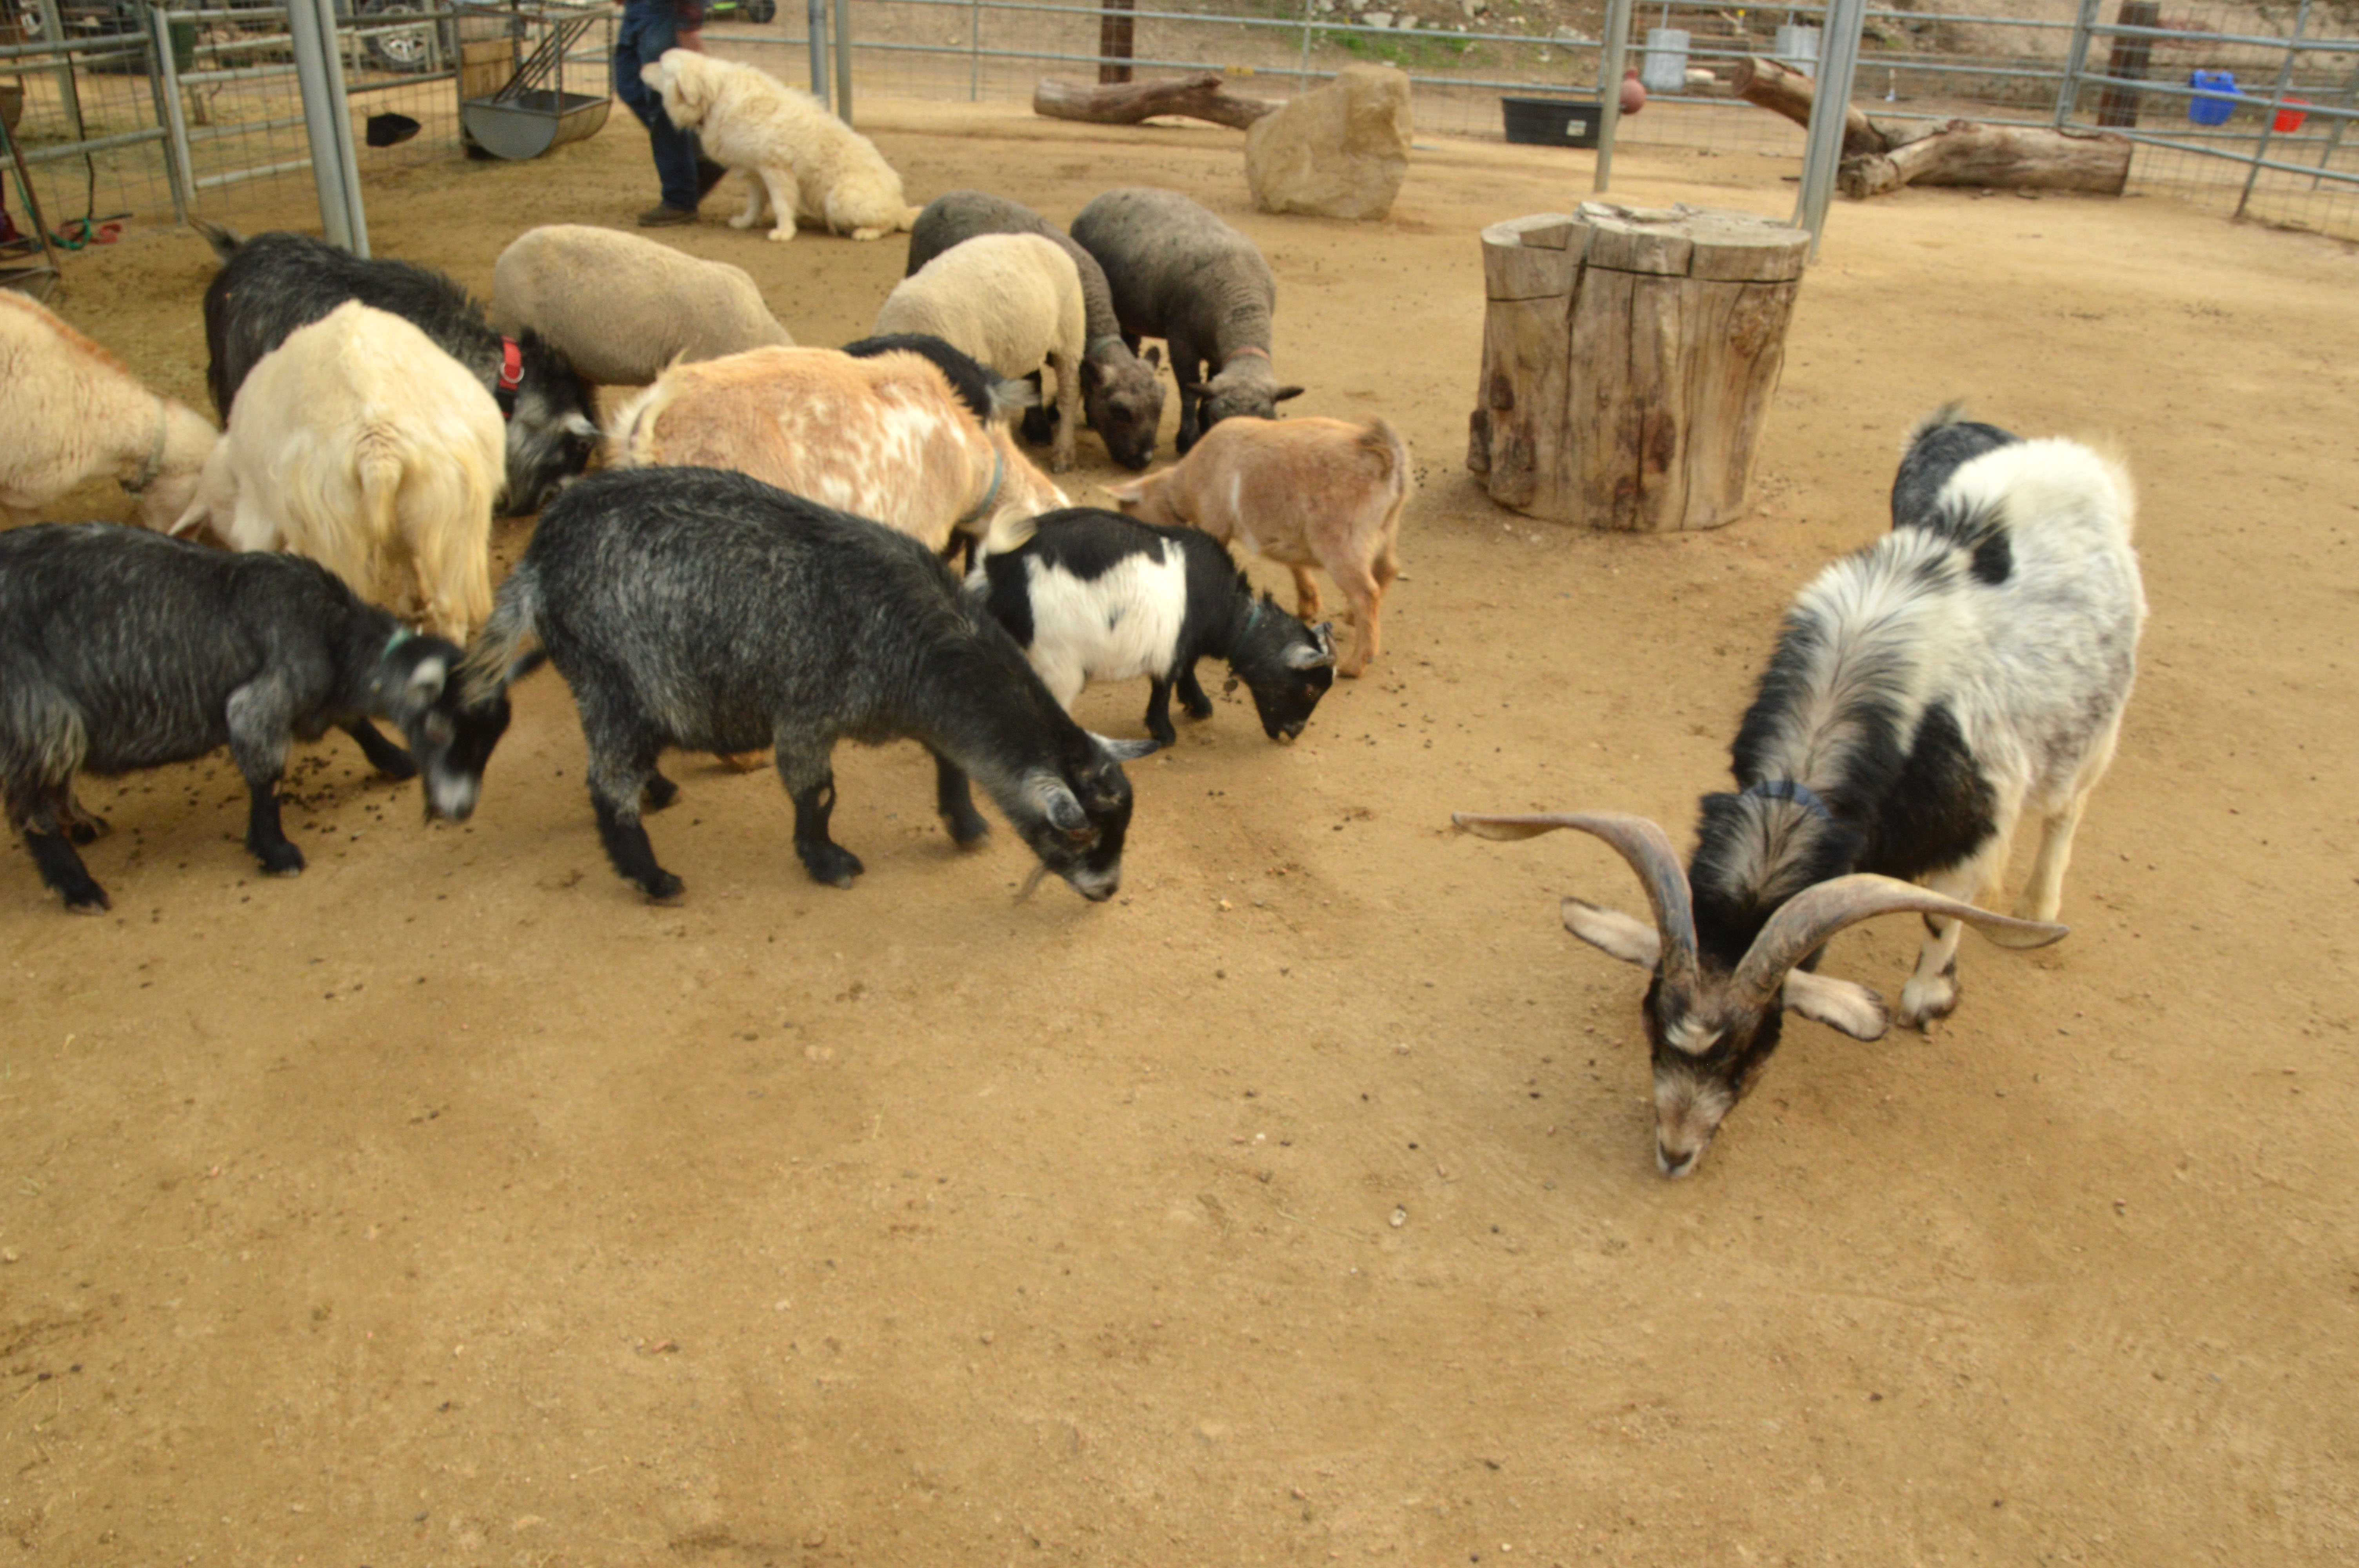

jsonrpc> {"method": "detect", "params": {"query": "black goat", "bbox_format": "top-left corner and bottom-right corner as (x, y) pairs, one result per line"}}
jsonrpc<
(462, 467), (1155, 903)
(197, 224), (598, 515)
(839, 332), (1033, 427)
(1458, 408), (2144, 1177)
(0, 523), (511, 913)
(968, 508), (1336, 750)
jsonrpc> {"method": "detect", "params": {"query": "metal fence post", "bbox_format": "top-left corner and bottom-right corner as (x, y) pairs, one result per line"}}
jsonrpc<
(833, 0), (852, 125)
(1794, 0), (1870, 258)
(969, 0), (981, 103)
(1594, 0), (1634, 193)
(805, 0), (829, 103)
(2236, 0), (2313, 219)
(2054, 0), (2100, 128)
(287, 0), (367, 254)
(34, 0), (86, 144)
(143, 1), (193, 225)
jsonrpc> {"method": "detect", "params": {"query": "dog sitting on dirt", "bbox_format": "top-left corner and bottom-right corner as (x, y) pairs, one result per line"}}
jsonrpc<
(639, 50), (923, 243)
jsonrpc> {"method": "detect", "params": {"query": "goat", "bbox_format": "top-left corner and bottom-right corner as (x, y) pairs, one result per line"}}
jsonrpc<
(905, 191), (1166, 470)
(198, 223), (598, 514)
(839, 331), (1034, 428)
(1108, 415), (1408, 678)
(171, 301), (506, 645)
(0, 290), (217, 532)
(873, 233), (1090, 474)
(969, 508), (1337, 751)
(0, 523), (511, 913)
(490, 223), (793, 386)
(1069, 187), (1303, 454)
(461, 466), (1156, 902)
(605, 345), (1066, 561)
(1456, 408), (2145, 1178)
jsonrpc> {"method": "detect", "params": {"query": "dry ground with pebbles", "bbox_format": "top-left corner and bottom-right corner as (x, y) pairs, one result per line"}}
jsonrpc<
(2, 94), (2355, 1566)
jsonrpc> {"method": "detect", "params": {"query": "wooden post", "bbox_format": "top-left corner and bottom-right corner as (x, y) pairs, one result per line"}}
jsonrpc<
(1099, 0), (1135, 86)
(2096, 0), (2159, 129)
(1469, 205), (1810, 533)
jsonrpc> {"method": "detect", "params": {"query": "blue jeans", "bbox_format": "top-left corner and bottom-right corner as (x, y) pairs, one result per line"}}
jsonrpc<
(615, 0), (702, 210)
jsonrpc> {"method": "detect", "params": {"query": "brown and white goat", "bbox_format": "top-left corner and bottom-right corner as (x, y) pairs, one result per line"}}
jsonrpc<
(1107, 415), (1407, 678)
(606, 345), (1069, 560)
(0, 291), (218, 532)
(171, 301), (504, 644)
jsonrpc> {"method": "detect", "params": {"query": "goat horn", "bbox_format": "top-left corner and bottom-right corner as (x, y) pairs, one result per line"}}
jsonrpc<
(1452, 811), (1700, 993)
(1728, 873), (2068, 1009)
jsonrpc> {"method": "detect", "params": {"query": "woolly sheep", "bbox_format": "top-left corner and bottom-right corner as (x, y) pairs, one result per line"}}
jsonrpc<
(873, 233), (1089, 474)
(489, 224), (793, 387)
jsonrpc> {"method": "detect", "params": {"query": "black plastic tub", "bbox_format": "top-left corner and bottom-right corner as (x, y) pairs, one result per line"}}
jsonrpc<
(1501, 96), (1603, 149)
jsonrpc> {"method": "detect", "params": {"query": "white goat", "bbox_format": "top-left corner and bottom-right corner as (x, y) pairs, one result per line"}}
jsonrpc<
(872, 233), (1089, 474)
(173, 301), (505, 644)
(0, 290), (217, 531)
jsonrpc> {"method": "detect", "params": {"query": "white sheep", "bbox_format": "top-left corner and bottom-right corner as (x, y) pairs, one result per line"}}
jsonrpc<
(172, 301), (505, 644)
(872, 233), (1089, 474)
(489, 224), (794, 387)
(0, 290), (218, 531)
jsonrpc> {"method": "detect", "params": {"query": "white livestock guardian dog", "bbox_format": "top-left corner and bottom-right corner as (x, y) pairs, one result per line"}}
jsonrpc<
(640, 50), (921, 243)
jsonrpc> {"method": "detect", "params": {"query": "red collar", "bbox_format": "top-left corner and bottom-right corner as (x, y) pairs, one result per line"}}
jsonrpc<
(499, 337), (524, 393)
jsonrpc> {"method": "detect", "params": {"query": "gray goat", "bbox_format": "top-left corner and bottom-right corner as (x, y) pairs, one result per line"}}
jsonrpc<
(462, 466), (1156, 903)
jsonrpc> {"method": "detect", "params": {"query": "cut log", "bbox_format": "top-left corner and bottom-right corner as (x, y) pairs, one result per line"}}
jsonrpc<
(1730, 54), (1892, 156)
(1469, 205), (1810, 533)
(1838, 121), (2132, 199)
(1033, 73), (1280, 132)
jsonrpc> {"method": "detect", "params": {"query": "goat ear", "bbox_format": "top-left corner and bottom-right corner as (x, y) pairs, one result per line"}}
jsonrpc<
(1272, 385), (1307, 403)
(1043, 784), (1089, 836)
(1561, 897), (1660, 969)
(403, 653), (449, 711)
(1781, 969), (1889, 1040)
(1104, 478), (1145, 505)
(1282, 634), (1335, 671)
(562, 412), (600, 439)
(1089, 731), (1160, 762)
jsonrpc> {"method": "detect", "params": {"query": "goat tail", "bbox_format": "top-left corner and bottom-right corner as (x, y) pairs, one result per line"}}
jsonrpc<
(1360, 417), (1410, 484)
(393, 436), (498, 644)
(604, 380), (676, 470)
(194, 220), (245, 268)
(985, 374), (1040, 424)
(460, 566), (546, 701)
(1904, 398), (1975, 450)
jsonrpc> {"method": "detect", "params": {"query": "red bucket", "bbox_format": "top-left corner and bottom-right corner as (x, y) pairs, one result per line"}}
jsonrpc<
(2274, 97), (2310, 133)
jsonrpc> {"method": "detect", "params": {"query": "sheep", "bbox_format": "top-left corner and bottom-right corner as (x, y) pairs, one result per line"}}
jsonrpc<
(489, 223), (792, 387)
(638, 49), (922, 243)
(460, 466), (1156, 902)
(1456, 407), (2145, 1178)
(872, 233), (1090, 475)
(1109, 415), (1408, 679)
(172, 301), (507, 645)
(0, 290), (218, 532)
(605, 345), (1067, 562)
(905, 191), (1167, 471)
(198, 223), (598, 515)
(1068, 187), (1303, 454)
(0, 522), (512, 913)
(968, 508), (1338, 751)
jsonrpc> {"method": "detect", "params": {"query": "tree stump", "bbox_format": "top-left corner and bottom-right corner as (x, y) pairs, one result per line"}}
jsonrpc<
(1468, 204), (1810, 532)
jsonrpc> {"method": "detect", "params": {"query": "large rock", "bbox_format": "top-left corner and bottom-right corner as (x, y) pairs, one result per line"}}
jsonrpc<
(1245, 64), (1412, 221)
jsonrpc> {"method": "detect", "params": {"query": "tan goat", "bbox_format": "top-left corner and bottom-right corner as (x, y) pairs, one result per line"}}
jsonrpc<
(1108, 415), (1408, 678)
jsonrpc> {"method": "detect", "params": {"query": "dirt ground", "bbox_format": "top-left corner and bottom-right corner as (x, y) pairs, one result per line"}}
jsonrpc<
(4, 93), (2357, 1567)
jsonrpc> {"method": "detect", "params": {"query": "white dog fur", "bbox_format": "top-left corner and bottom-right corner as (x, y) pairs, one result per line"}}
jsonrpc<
(640, 50), (921, 243)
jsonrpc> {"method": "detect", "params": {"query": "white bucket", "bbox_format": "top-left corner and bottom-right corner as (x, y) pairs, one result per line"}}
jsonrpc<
(1641, 29), (1691, 94)
(1772, 24), (1821, 78)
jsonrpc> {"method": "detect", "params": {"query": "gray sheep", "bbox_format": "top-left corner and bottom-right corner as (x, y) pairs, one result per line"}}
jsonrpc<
(490, 224), (793, 387)
(906, 191), (1166, 470)
(1069, 187), (1303, 455)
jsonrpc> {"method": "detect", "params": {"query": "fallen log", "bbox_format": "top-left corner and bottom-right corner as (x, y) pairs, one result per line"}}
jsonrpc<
(1730, 54), (1892, 156)
(1033, 71), (1280, 132)
(1839, 120), (2132, 198)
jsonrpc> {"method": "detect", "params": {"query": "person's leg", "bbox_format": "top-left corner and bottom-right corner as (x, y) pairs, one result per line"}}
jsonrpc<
(614, 2), (700, 214)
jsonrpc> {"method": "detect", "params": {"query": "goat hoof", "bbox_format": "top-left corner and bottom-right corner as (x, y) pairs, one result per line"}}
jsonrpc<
(63, 888), (111, 915)
(643, 773), (681, 810)
(799, 844), (864, 887)
(639, 871), (685, 904)
(1897, 978), (1959, 1031)
(945, 814), (990, 849)
(254, 844), (306, 877)
(67, 817), (111, 845)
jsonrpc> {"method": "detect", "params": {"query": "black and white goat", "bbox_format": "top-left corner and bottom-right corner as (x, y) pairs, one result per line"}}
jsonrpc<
(197, 225), (599, 515)
(462, 467), (1156, 904)
(967, 508), (1337, 750)
(0, 523), (511, 913)
(1458, 407), (2146, 1177)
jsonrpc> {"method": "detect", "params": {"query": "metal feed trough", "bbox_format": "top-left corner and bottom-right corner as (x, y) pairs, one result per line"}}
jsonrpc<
(459, 2), (611, 161)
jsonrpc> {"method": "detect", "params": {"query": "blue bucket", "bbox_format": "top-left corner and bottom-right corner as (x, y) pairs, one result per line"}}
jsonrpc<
(2188, 70), (2238, 127)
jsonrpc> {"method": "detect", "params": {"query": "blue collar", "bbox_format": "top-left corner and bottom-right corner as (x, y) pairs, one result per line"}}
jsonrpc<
(1744, 777), (1832, 819)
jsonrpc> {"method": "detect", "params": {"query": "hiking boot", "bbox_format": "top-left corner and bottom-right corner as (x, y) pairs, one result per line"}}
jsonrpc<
(638, 203), (698, 228)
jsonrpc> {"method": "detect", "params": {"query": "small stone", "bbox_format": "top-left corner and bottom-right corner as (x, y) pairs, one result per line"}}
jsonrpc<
(1389, 1206), (1408, 1228)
